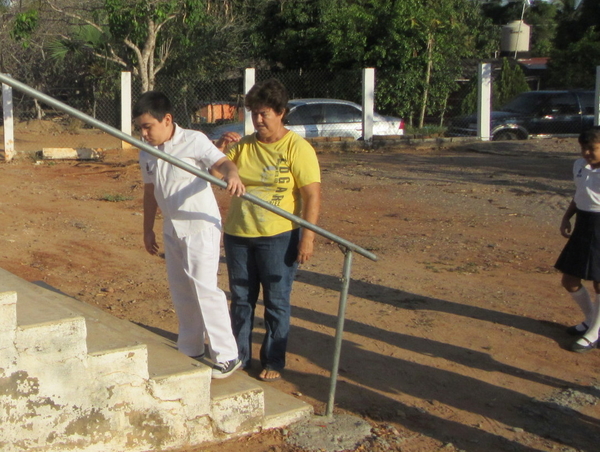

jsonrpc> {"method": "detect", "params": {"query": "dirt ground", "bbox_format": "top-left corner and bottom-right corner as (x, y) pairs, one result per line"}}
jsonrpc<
(2, 122), (600, 452)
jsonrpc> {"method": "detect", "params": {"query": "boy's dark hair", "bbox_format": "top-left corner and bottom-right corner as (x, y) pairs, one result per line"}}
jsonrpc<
(579, 126), (600, 146)
(245, 78), (288, 115)
(133, 91), (173, 121)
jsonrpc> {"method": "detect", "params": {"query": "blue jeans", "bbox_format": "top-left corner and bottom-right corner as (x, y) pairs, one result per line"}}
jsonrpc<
(224, 229), (299, 371)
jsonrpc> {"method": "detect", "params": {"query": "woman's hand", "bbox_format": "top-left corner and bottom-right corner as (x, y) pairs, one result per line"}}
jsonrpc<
(297, 182), (321, 264)
(297, 234), (315, 264)
(215, 132), (242, 151)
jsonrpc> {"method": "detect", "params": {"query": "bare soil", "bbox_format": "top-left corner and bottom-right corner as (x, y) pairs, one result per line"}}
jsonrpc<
(1, 125), (600, 452)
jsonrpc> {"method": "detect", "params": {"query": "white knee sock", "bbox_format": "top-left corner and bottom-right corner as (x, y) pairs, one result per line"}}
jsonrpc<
(570, 286), (593, 329)
(579, 294), (600, 344)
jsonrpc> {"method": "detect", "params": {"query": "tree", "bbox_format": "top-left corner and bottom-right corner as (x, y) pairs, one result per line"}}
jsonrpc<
(493, 57), (530, 108)
(526, 1), (559, 57)
(41, 0), (245, 92)
(320, 0), (496, 126)
(548, 26), (600, 89)
(548, 0), (600, 88)
(246, 0), (332, 71)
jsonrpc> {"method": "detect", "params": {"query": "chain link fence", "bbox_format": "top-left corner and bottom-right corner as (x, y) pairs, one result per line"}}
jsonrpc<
(2, 68), (399, 155)
(2, 65), (599, 157)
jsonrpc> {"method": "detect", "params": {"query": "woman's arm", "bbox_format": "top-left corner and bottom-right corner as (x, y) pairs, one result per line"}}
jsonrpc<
(297, 182), (321, 264)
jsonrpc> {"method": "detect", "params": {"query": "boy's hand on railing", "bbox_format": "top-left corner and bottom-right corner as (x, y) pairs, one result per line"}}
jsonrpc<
(223, 173), (246, 197)
(212, 157), (246, 197)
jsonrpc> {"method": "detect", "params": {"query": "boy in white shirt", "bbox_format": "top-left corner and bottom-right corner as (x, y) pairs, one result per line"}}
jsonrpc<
(134, 91), (244, 378)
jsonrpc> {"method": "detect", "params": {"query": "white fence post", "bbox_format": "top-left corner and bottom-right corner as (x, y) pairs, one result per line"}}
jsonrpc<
(477, 63), (492, 141)
(362, 68), (375, 145)
(244, 68), (255, 136)
(2, 77), (15, 161)
(121, 71), (132, 149)
(595, 66), (600, 127)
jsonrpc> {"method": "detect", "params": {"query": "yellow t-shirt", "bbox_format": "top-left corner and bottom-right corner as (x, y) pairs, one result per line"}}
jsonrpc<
(224, 131), (321, 237)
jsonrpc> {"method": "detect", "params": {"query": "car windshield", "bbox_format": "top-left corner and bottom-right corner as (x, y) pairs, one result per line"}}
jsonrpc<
(499, 93), (548, 115)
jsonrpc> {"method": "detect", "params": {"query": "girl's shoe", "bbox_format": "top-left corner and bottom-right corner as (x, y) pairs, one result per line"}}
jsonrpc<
(570, 337), (597, 353)
(566, 322), (588, 336)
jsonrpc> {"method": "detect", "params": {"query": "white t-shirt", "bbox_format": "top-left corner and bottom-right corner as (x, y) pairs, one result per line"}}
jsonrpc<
(139, 124), (224, 237)
(573, 157), (600, 212)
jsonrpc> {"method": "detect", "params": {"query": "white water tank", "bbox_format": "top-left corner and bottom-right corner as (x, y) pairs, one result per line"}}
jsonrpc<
(501, 20), (530, 53)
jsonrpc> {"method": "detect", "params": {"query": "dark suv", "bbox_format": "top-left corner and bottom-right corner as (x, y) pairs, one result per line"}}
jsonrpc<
(446, 90), (595, 141)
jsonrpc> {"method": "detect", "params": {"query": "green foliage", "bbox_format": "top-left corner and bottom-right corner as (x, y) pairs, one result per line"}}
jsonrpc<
(459, 59), (530, 115)
(100, 193), (133, 202)
(493, 58), (529, 108)
(104, 0), (178, 44)
(526, 1), (559, 57)
(11, 9), (39, 48)
(247, 0), (333, 70)
(334, 0), (497, 123)
(47, 25), (107, 63)
(548, 0), (600, 88)
(459, 77), (479, 116)
(548, 26), (600, 89)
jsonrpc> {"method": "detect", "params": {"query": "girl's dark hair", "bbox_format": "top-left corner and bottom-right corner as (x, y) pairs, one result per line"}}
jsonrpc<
(579, 126), (600, 146)
(245, 78), (288, 115)
(133, 91), (173, 121)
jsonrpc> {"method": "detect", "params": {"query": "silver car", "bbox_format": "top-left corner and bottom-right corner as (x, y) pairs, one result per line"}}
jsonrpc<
(208, 98), (404, 140)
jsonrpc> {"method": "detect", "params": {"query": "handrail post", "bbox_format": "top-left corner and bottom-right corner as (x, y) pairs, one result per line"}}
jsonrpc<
(326, 247), (353, 418)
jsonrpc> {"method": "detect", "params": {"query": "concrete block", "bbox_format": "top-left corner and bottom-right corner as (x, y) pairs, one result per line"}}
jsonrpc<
(210, 374), (264, 434)
(150, 367), (212, 417)
(16, 316), (87, 359)
(41, 148), (101, 160)
(0, 291), (17, 344)
(88, 344), (150, 386)
(259, 383), (313, 429)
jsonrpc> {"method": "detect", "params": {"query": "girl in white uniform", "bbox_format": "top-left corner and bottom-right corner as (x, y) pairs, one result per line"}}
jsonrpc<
(555, 126), (600, 353)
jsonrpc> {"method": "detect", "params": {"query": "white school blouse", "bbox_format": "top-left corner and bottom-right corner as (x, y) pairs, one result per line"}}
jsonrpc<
(573, 157), (600, 213)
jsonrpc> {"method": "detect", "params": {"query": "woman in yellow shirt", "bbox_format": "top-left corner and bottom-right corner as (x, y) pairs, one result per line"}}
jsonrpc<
(216, 79), (321, 381)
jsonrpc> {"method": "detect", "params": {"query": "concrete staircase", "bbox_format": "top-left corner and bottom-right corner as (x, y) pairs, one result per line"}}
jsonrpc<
(0, 267), (311, 452)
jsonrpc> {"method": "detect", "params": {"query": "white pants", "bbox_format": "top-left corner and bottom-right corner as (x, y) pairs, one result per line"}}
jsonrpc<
(163, 225), (238, 362)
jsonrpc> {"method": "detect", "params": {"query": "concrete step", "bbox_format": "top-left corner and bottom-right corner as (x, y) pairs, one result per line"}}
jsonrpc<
(0, 266), (312, 451)
(209, 366), (313, 435)
(211, 372), (264, 434)
(257, 380), (314, 429)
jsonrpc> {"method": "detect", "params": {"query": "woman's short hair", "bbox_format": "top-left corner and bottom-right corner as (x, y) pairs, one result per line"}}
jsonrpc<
(245, 78), (288, 115)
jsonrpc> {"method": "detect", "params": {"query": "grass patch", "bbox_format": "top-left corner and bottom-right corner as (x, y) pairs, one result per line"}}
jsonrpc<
(404, 125), (447, 137)
(99, 193), (133, 202)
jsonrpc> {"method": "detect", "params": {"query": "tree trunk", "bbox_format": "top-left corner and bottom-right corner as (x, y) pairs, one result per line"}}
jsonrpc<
(418, 34), (434, 129)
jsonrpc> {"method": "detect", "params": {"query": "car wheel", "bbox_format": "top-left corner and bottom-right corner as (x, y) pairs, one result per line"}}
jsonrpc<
(493, 130), (521, 141)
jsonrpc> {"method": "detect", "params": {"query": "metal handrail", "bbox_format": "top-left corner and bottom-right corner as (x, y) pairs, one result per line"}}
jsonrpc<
(0, 73), (377, 417)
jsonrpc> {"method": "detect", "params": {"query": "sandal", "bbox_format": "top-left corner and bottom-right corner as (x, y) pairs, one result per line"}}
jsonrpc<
(570, 336), (597, 353)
